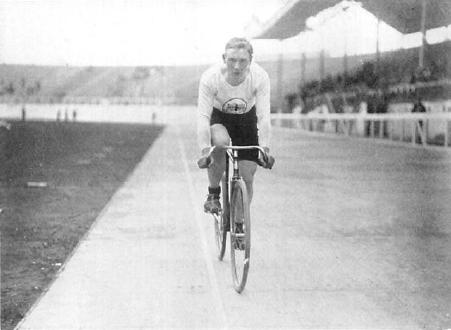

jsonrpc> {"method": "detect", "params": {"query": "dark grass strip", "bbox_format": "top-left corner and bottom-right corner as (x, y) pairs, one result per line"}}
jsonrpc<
(0, 121), (164, 330)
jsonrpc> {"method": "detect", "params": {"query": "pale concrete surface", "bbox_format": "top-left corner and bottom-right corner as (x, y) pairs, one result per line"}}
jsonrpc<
(17, 106), (451, 329)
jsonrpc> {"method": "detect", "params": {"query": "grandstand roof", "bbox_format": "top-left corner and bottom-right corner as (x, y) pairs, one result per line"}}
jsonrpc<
(255, 0), (451, 39)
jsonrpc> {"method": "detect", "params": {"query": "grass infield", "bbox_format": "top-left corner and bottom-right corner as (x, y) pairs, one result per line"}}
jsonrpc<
(0, 120), (164, 330)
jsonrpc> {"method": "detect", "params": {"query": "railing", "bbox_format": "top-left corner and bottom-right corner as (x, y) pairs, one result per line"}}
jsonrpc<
(271, 112), (451, 148)
(0, 95), (176, 105)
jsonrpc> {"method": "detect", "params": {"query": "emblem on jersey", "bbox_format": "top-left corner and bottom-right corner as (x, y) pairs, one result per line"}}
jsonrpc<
(222, 98), (247, 114)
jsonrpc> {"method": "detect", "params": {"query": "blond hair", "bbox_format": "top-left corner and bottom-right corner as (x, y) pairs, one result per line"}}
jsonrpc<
(224, 37), (253, 58)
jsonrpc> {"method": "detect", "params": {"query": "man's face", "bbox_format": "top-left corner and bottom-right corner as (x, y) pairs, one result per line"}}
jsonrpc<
(223, 48), (251, 79)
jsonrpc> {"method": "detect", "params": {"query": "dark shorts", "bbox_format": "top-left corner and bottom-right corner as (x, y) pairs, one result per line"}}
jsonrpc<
(210, 106), (259, 162)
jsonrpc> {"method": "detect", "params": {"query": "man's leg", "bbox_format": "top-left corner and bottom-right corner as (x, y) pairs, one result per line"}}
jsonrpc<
(238, 160), (257, 202)
(208, 124), (230, 187)
(204, 124), (230, 213)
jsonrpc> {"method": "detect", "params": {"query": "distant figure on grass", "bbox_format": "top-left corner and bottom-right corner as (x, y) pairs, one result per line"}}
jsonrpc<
(412, 96), (427, 144)
(357, 100), (368, 136)
(0, 120), (11, 130)
(292, 98), (303, 128)
(376, 93), (389, 137)
(72, 109), (77, 122)
(196, 37), (274, 214)
(412, 97), (426, 114)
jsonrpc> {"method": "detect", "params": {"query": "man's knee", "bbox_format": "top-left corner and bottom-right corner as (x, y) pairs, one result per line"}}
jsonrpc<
(239, 160), (257, 184)
(210, 124), (230, 147)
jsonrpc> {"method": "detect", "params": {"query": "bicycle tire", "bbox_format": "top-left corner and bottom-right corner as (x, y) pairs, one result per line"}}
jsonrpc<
(213, 177), (228, 260)
(230, 178), (250, 293)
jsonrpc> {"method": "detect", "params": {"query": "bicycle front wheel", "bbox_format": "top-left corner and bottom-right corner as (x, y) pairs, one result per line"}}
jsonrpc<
(230, 178), (251, 293)
(213, 177), (229, 261)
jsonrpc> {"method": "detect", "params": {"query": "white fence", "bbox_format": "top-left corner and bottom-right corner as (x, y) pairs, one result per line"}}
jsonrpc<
(0, 96), (175, 105)
(0, 103), (163, 124)
(272, 111), (451, 148)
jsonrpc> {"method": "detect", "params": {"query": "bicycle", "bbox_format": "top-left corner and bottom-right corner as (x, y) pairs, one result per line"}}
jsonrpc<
(198, 145), (273, 293)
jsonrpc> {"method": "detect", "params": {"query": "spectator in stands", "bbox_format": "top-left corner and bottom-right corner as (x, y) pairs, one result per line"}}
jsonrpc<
(422, 67), (431, 81)
(414, 66), (432, 83)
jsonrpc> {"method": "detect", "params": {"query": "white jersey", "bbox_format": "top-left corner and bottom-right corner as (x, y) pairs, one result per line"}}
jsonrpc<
(197, 62), (271, 151)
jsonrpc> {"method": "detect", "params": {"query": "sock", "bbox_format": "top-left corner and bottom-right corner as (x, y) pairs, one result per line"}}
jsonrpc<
(208, 186), (221, 196)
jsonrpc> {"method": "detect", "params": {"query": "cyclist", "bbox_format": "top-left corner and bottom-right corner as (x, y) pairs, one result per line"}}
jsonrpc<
(197, 37), (274, 214)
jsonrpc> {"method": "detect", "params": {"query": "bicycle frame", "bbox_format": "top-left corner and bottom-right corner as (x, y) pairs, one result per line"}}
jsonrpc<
(203, 144), (267, 293)
(223, 144), (267, 199)
(224, 148), (240, 191)
(222, 145), (267, 175)
(209, 144), (267, 196)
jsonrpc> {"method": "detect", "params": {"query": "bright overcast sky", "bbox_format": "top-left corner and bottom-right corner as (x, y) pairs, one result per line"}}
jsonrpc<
(0, 0), (289, 66)
(1, 0), (450, 66)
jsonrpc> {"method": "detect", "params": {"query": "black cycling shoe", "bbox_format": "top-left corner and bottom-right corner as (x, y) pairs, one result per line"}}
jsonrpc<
(204, 194), (222, 214)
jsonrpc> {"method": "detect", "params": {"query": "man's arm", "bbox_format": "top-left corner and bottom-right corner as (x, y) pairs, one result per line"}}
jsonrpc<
(255, 70), (271, 150)
(254, 68), (275, 169)
(197, 74), (214, 153)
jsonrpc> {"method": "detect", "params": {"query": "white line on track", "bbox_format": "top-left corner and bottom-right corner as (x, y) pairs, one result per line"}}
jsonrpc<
(176, 125), (229, 329)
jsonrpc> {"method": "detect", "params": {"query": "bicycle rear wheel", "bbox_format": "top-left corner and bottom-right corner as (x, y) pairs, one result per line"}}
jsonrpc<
(213, 177), (229, 260)
(230, 178), (250, 293)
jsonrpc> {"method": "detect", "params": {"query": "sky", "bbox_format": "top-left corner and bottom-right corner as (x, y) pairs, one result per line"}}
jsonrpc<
(0, 0), (289, 66)
(1, 0), (450, 66)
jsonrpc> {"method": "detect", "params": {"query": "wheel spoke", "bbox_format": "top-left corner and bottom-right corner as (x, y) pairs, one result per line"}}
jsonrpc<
(230, 179), (251, 293)
(213, 177), (228, 260)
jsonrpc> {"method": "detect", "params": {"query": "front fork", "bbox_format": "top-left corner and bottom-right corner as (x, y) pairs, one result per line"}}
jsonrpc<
(223, 149), (240, 232)
(225, 149), (241, 233)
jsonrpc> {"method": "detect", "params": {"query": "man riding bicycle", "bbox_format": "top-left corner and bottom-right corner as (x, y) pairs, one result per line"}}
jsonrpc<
(197, 37), (274, 214)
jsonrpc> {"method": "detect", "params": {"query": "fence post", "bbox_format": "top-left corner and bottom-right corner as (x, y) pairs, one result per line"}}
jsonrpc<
(422, 118), (427, 146)
(401, 120), (405, 142)
(388, 120), (393, 140)
(445, 120), (449, 147)
(412, 120), (417, 145)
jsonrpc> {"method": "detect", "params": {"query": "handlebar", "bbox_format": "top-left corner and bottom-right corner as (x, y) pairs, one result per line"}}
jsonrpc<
(197, 145), (274, 169)
(209, 145), (268, 155)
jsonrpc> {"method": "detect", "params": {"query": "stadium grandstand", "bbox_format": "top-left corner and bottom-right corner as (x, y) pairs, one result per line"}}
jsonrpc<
(253, 0), (451, 114)
(298, 40), (451, 114)
(251, 0), (451, 148)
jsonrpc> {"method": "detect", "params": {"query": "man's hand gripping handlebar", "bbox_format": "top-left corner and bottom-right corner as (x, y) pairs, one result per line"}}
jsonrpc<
(197, 145), (275, 170)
